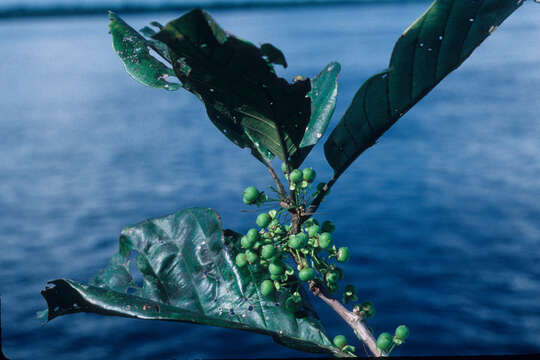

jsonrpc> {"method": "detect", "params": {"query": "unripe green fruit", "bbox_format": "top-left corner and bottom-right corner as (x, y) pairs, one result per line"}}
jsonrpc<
(298, 267), (315, 281)
(325, 271), (339, 284)
(307, 225), (320, 237)
(269, 263), (284, 275)
(243, 186), (259, 204)
(285, 296), (301, 313)
(245, 250), (258, 264)
(256, 213), (271, 228)
(241, 236), (255, 249)
(269, 218), (279, 230)
(288, 235), (301, 249)
(333, 335), (347, 349)
(235, 253), (247, 267)
(246, 228), (260, 242)
(295, 232), (308, 247)
(302, 167), (316, 182)
(321, 220), (335, 233)
(360, 301), (375, 318)
(337, 247), (350, 263)
(319, 232), (332, 248)
(376, 332), (393, 351)
(270, 274), (281, 281)
(289, 169), (303, 183)
(261, 244), (276, 259)
(281, 162), (287, 173)
(395, 325), (409, 341)
(260, 279), (275, 296)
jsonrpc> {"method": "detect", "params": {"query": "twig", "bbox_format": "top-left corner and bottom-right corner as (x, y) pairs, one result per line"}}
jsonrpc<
(302, 173), (340, 223)
(264, 160), (288, 204)
(309, 280), (385, 358)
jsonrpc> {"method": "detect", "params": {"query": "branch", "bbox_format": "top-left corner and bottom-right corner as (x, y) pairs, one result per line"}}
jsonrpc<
(309, 280), (385, 358)
(264, 160), (288, 205)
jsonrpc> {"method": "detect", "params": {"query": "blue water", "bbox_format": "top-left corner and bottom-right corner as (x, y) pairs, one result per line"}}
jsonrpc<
(1, 2), (540, 359)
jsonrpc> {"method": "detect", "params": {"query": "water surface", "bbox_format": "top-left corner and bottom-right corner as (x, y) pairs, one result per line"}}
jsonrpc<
(1, 2), (540, 359)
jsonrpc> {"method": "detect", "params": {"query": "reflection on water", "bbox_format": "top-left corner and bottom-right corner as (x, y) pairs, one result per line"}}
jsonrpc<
(1, 2), (540, 359)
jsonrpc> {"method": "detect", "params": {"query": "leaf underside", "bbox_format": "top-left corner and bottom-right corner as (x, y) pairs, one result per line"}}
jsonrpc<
(324, 0), (523, 175)
(301, 61), (341, 148)
(39, 208), (349, 357)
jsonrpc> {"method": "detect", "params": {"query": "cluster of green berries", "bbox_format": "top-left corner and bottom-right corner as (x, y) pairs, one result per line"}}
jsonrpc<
(281, 164), (317, 191)
(376, 325), (409, 354)
(237, 190), (356, 318)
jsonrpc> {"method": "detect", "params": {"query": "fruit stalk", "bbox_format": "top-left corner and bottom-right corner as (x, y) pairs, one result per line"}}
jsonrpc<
(308, 280), (385, 358)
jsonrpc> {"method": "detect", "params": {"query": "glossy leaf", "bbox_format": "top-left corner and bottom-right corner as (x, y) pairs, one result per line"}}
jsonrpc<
(152, 9), (313, 167)
(324, 0), (523, 174)
(39, 208), (348, 357)
(300, 61), (341, 148)
(109, 12), (180, 91)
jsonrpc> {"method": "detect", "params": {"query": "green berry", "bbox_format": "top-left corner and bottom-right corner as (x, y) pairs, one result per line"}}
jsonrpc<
(296, 232), (308, 247)
(260, 279), (275, 296)
(261, 244), (276, 259)
(269, 218), (280, 230)
(245, 250), (258, 264)
(395, 325), (409, 341)
(235, 253), (247, 267)
(256, 213), (271, 228)
(376, 332), (393, 351)
(269, 263), (284, 275)
(302, 168), (316, 182)
(281, 162), (288, 173)
(243, 186), (259, 204)
(241, 235), (255, 249)
(319, 232), (332, 248)
(360, 301), (375, 318)
(288, 235), (301, 249)
(246, 228), (260, 242)
(307, 225), (320, 237)
(333, 335), (347, 349)
(285, 296), (301, 313)
(337, 247), (350, 263)
(298, 267), (315, 281)
(321, 220), (335, 233)
(289, 169), (303, 183)
(325, 271), (339, 284)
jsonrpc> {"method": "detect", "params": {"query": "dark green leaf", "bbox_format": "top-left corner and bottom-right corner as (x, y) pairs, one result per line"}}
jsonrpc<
(108, 12), (180, 91)
(324, 0), (523, 174)
(260, 43), (288, 68)
(152, 9), (312, 167)
(39, 208), (348, 357)
(300, 61), (341, 148)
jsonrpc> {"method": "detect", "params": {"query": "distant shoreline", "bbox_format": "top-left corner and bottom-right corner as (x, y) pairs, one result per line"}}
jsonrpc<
(0, 0), (426, 19)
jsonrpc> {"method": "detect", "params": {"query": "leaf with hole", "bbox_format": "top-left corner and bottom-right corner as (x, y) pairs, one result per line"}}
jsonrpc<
(152, 9), (314, 167)
(38, 208), (349, 357)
